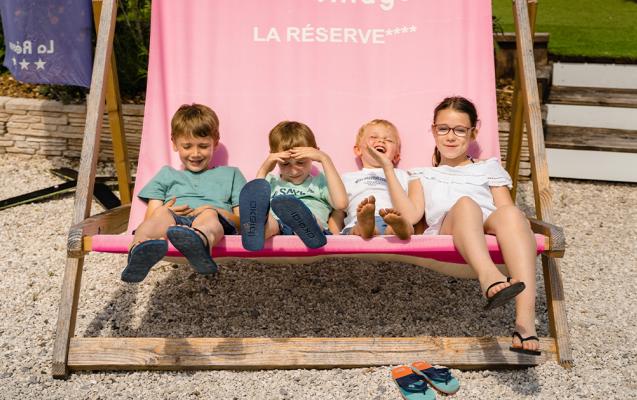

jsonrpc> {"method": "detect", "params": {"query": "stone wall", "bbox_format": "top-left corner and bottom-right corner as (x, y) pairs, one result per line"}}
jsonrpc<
(0, 96), (143, 161)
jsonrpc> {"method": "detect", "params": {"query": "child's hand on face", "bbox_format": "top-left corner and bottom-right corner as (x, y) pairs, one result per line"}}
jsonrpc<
(165, 197), (193, 216)
(289, 147), (326, 163)
(365, 143), (393, 169)
(262, 151), (292, 173)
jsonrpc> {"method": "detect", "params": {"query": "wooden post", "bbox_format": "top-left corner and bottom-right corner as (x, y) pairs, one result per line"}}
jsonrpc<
(52, 0), (118, 379)
(513, 0), (573, 367)
(92, 0), (133, 204)
(506, 0), (537, 199)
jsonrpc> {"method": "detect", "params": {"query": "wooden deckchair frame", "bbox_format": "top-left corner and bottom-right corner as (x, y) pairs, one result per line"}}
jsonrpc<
(52, 0), (572, 378)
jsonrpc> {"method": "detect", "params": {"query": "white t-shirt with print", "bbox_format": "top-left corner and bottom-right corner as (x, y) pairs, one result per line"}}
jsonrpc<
(341, 168), (412, 230)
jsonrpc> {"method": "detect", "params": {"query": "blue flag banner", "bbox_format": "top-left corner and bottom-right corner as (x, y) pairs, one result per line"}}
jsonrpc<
(0, 0), (93, 87)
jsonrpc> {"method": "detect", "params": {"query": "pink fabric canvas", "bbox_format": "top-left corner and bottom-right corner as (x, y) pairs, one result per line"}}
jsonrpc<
(129, 0), (498, 231)
(92, 234), (546, 264)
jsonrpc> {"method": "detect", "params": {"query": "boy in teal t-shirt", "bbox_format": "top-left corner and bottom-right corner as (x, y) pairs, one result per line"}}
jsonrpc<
(122, 104), (246, 283)
(239, 121), (348, 251)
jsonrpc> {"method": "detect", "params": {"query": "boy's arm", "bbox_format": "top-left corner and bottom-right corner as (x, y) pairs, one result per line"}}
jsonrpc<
(366, 146), (424, 224)
(289, 147), (348, 210)
(328, 210), (345, 234)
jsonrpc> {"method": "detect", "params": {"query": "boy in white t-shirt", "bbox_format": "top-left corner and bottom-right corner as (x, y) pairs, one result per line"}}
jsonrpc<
(332, 119), (424, 239)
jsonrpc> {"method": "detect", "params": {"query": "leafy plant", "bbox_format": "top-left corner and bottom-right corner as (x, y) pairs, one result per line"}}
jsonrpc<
(114, 0), (151, 99)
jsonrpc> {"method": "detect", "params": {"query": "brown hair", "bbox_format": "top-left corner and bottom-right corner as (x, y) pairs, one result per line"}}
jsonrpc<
(431, 96), (478, 166)
(171, 103), (220, 143)
(268, 121), (317, 152)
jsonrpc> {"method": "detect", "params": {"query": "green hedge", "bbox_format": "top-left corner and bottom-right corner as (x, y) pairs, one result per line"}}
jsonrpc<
(0, 0), (150, 102)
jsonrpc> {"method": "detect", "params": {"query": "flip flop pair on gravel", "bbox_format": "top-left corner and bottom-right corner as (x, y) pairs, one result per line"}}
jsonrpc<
(122, 226), (217, 283)
(392, 361), (460, 399)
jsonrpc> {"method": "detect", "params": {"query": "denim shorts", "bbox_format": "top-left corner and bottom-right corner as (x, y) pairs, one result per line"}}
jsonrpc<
(341, 215), (388, 235)
(169, 209), (237, 235)
(276, 219), (332, 236)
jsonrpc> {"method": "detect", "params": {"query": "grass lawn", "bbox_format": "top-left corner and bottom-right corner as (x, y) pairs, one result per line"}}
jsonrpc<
(492, 0), (637, 61)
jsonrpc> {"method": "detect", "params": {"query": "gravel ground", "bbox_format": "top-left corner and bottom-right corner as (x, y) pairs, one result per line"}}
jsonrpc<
(0, 154), (635, 399)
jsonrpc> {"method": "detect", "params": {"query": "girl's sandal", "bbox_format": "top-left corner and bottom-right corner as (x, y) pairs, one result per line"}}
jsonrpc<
(484, 277), (526, 310)
(510, 331), (542, 356)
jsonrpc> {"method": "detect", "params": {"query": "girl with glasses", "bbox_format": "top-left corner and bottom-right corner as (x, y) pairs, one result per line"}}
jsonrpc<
(410, 96), (541, 356)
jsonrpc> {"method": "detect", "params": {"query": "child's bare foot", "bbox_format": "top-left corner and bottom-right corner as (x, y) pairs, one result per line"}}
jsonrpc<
(379, 208), (412, 239)
(353, 196), (376, 238)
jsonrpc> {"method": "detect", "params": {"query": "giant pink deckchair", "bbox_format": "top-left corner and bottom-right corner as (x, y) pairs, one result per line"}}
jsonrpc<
(53, 0), (570, 378)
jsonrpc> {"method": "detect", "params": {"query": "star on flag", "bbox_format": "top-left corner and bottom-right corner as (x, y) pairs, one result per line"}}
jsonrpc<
(34, 58), (46, 70)
(19, 59), (30, 70)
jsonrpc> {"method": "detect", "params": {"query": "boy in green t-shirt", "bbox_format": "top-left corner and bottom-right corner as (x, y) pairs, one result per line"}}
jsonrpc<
(239, 121), (348, 251)
(122, 103), (247, 283)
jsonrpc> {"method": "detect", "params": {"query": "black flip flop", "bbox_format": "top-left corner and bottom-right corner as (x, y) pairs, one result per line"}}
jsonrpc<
(121, 239), (168, 283)
(270, 195), (327, 249)
(510, 331), (541, 356)
(239, 179), (271, 251)
(166, 225), (218, 275)
(484, 277), (526, 310)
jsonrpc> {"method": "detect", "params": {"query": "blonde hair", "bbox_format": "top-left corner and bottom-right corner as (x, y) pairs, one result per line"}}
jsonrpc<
(356, 119), (401, 150)
(268, 121), (318, 152)
(171, 103), (220, 142)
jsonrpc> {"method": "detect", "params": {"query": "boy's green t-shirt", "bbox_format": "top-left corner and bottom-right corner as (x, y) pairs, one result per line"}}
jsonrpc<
(138, 166), (247, 212)
(266, 173), (332, 228)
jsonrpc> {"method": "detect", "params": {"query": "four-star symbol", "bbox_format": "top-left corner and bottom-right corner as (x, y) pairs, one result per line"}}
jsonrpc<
(386, 26), (418, 38)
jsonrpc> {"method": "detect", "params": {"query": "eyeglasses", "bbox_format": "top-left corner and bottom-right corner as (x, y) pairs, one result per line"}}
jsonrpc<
(432, 124), (474, 137)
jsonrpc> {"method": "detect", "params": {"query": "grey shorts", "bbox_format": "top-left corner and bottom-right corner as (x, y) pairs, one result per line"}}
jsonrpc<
(168, 209), (237, 235)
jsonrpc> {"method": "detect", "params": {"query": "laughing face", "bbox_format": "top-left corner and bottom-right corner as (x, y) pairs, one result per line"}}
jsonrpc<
(354, 124), (401, 168)
(172, 133), (216, 172)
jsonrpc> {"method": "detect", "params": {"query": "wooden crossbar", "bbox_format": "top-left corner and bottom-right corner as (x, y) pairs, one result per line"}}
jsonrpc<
(67, 337), (557, 371)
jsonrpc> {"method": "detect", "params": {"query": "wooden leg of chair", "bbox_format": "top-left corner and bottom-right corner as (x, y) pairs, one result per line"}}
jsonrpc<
(542, 254), (573, 368)
(52, 256), (85, 379)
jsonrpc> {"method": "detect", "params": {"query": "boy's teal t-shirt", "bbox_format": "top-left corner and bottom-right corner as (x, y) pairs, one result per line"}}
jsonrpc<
(266, 173), (332, 228)
(138, 166), (247, 212)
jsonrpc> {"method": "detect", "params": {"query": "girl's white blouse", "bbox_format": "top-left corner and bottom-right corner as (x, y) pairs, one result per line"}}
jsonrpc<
(409, 158), (512, 234)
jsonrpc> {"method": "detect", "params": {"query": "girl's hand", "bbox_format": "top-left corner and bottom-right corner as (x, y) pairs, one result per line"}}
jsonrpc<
(289, 147), (325, 163)
(165, 197), (192, 215)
